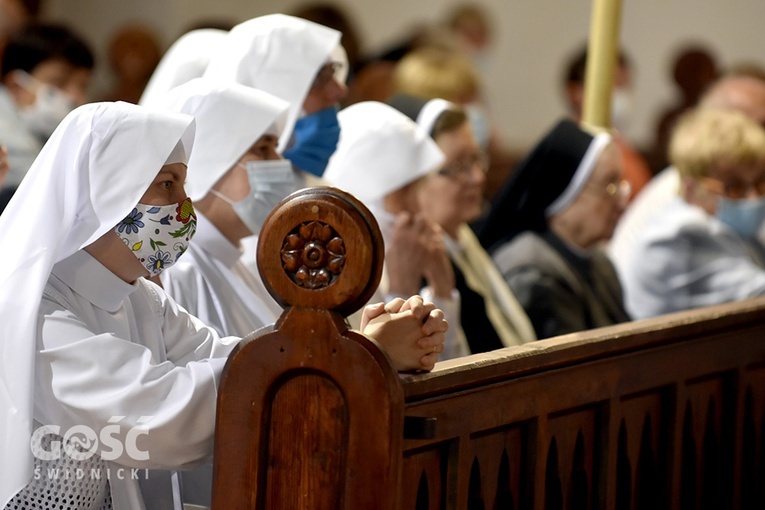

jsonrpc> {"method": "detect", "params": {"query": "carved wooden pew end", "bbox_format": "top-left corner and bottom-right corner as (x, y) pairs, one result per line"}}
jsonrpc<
(211, 187), (404, 509)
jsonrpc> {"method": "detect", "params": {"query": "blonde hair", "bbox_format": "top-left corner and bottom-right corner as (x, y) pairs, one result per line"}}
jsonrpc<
(393, 46), (481, 103)
(669, 108), (765, 178)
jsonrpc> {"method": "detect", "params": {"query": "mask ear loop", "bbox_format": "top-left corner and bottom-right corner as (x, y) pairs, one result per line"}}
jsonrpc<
(209, 188), (236, 206)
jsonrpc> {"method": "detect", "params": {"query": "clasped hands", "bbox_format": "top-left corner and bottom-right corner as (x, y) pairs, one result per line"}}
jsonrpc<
(360, 295), (448, 372)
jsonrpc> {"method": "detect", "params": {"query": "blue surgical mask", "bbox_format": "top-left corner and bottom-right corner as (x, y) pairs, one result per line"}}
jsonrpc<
(716, 196), (765, 238)
(211, 159), (298, 236)
(282, 106), (340, 177)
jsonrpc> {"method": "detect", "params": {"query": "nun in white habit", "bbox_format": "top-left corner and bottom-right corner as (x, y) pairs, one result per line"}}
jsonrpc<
(0, 100), (447, 510)
(324, 101), (471, 360)
(158, 78), (292, 338)
(203, 14), (349, 285)
(203, 13), (348, 180)
(0, 101), (243, 510)
(138, 28), (228, 108)
(158, 80), (451, 506)
(153, 78), (291, 510)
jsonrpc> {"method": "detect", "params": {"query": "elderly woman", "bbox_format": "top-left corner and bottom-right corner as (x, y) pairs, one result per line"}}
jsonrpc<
(478, 119), (631, 339)
(387, 94), (536, 353)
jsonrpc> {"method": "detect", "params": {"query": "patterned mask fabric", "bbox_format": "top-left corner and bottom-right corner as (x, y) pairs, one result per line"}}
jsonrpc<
(115, 197), (197, 276)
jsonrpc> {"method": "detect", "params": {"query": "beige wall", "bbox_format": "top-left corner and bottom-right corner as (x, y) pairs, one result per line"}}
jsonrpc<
(44, 0), (765, 153)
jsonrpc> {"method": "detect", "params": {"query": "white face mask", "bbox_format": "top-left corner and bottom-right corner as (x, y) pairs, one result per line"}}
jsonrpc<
(211, 158), (298, 236)
(114, 198), (197, 277)
(15, 70), (76, 139)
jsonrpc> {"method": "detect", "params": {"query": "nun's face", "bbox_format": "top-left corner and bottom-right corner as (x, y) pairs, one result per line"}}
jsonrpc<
(219, 134), (281, 202)
(418, 121), (486, 236)
(303, 62), (347, 115)
(139, 163), (188, 205)
(553, 143), (627, 248)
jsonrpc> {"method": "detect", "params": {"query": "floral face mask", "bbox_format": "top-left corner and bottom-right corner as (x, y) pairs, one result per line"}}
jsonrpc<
(114, 197), (197, 277)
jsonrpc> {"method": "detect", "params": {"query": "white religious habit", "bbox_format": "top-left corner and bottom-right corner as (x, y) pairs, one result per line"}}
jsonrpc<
(0, 101), (240, 510)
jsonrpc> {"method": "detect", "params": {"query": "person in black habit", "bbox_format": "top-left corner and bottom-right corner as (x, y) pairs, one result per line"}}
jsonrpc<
(478, 119), (632, 339)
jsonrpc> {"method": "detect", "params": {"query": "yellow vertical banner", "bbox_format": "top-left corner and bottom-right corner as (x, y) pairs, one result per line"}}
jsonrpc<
(582, 0), (623, 131)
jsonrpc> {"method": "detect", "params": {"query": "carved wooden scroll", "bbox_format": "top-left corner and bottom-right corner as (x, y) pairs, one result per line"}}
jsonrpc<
(211, 187), (403, 510)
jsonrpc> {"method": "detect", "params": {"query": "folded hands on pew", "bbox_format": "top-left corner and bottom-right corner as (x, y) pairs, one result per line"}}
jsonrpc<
(360, 295), (448, 373)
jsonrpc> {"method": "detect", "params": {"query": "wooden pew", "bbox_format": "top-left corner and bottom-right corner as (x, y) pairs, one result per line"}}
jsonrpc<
(211, 187), (765, 509)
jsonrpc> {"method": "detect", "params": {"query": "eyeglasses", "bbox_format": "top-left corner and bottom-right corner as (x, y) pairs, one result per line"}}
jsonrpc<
(699, 176), (765, 199)
(437, 152), (489, 181)
(587, 179), (631, 200)
(311, 62), (343, 90)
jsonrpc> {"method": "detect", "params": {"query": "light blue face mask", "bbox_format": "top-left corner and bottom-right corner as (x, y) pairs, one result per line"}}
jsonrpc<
(211, 159), (298, 236)
(282, 106), (341, 177)
(715, 195), (765, 238)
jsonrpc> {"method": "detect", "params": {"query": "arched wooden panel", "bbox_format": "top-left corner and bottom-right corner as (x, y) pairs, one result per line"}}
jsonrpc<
(401, 446), (446, 510)
(570, 432), (588, 510)
(415, 470), (429, 510)
(265, 373), (347, 508)
(635, 414), (662, 510)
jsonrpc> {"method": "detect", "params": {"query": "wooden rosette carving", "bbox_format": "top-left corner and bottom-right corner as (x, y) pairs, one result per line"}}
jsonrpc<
(256, 186), (384, 316)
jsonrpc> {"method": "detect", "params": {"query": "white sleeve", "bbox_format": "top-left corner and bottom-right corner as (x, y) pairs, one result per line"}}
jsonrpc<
(152, 279), (239, 364)
(34, 292), (239, 470)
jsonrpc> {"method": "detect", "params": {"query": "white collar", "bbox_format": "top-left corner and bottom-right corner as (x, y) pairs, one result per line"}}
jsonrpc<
(52, 250), (138, 313)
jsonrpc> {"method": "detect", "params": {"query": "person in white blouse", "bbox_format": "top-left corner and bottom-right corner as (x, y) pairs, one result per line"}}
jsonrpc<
(0, 101), (446, 510)
(618, 107), (765, 319)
